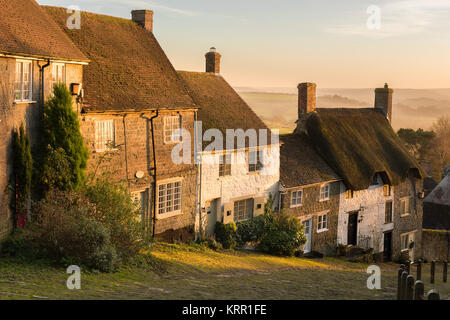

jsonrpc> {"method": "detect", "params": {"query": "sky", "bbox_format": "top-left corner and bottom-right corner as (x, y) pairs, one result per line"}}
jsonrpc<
(37, 0), (450, 89)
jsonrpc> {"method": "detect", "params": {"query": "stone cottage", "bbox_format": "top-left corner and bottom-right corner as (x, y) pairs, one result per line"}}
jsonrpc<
(0, 0), (88, 240)
(178, 49), (280, 237)
(292, 83), (424, 261)
(45, 7), (199, 241)
(279, 126), (341, 255)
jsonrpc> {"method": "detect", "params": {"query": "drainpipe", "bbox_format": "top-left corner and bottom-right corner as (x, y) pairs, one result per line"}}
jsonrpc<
(149, 110), (159, 238)
(37, 59), (51, 119)
(122, 115), (130, 188)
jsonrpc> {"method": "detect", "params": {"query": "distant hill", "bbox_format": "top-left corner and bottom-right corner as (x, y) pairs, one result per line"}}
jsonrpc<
(237, 88), (450, 132)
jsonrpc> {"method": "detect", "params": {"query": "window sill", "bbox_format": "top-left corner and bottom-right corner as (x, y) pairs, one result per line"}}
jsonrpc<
(13, 100), (37, 105)
(290, 204), (303, 209)
(319, 198), (330, 202)
(400, 214), (410, 218)
(248, 171), (262, 176)
(156, 210), (183, 220)
(317, 228), (329, 233)
(94, 148), (119, 153)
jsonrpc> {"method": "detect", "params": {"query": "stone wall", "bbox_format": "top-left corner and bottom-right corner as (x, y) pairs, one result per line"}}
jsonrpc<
(80, 110), (198, 239)
(282, 181), (340, 255)
(392, 177), (424, 262)
(422, 229), (450, 262)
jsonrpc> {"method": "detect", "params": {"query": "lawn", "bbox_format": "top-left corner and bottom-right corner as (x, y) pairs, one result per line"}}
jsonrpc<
(0, 242), (448, 300)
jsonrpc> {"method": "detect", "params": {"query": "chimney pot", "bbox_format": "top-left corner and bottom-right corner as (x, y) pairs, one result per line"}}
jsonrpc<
(205, 47), (221, 74)
(131, 10), (153, 32)
(375, 83), (393, 123)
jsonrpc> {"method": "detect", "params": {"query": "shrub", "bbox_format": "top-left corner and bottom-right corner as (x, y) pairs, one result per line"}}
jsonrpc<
(11, 123), (32, 218)
(31, 190), (118, 272)
(83, 178), (151, 260)
(35, 83), (88, 194)
(215, 222), (237, 249)
(236, 214), (276, 247)
(257, 213), (307, 256)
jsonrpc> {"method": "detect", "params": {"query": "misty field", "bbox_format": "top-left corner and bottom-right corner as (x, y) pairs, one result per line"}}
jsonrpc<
(0, 243), (448, 300)
(238, 88), (450, 133)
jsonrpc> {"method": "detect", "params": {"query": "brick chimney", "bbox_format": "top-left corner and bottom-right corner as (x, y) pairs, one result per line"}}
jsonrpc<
(375, 83), (393, 123)
(294, 82), (317, 134)
(205, 47), (221, 74)
(131, 10), (153, 32)
(298, 82), (317, 118)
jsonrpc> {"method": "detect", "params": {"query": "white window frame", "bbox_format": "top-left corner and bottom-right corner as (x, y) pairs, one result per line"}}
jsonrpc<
(164, 116), (182, 144)
(219, 153), (232, 177)
(95, 119), (115, 152)
(317, 213), (329, 232)
(233, 198), (254, 222)
(52, 63), (66, 88)
(400, 231), (415, 251)
(400, 197), (411, 217)
(157, 179), (182, 217)
(290, 190), (303, 208)
(319, 183), (330, 201)
(14, 60), (33, 102)
(248, 150), (263, 172)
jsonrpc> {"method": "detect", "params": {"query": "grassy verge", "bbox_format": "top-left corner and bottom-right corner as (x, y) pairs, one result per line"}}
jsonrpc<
(0, 242), (448, 300)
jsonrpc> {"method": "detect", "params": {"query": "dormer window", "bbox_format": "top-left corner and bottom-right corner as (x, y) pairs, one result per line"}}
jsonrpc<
(371, 174), (379, 185)
(14, 60), (32, 101)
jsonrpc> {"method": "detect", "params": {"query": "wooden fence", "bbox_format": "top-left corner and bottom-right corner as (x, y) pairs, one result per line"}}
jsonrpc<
(397, 260), (448, 300)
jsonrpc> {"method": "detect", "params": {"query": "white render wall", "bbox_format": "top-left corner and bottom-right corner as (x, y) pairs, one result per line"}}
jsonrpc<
(337, 176), (394, 253)
(199, 144), (280, 222)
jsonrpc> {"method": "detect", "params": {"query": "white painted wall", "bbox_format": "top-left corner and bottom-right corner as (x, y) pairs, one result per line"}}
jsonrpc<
(198, 144), (280, 226)
(337, 176), (394, 253)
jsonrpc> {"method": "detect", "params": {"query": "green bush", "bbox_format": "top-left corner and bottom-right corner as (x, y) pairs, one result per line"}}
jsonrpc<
(35, 83), (88, 194)
(236, 214), (276, 247)
(83, 178), (151, 260)
(215, 222), (237, 249)
(11, 123), (32, 217)
(257, 213), (307, 256)
(234, 213), (307, 256)
(31, 190), (118, 272)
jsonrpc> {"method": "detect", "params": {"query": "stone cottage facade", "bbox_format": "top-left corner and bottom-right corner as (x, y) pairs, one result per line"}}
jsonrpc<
(0, 0), (88, 241)
(45, 7), (200, 241)
(292, 82), (424, 261)
(178, 49), (280, 236)
(279, 132), (341, 255)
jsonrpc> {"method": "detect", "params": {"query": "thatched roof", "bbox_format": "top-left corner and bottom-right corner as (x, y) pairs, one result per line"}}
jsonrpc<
(44, 6), (195, 112)
(178, 71), (270, 149)
(280, 134), (340, 188)
(0, 0), (87, 61)
(305, 108), (423, 190)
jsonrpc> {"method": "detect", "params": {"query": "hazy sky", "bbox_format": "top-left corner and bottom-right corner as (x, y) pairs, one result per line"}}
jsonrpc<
(37, 0), (450, 89)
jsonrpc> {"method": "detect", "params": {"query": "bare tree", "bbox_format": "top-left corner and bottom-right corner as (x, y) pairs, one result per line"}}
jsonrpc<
(430, 115), (450, 181)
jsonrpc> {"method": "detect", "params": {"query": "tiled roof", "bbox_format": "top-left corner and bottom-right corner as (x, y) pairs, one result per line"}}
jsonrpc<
(0, 0), (87, 61)
(44, 6), (195, 112)
(280, 134), (340, 188)
(178, 71), (271, 149)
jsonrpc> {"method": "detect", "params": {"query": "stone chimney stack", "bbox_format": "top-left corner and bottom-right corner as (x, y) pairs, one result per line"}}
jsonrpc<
(375, 83), (393, 123)
(131, 10), (153, 32)
(298, 82), (317, 119)
(205, 47), (221, 74)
